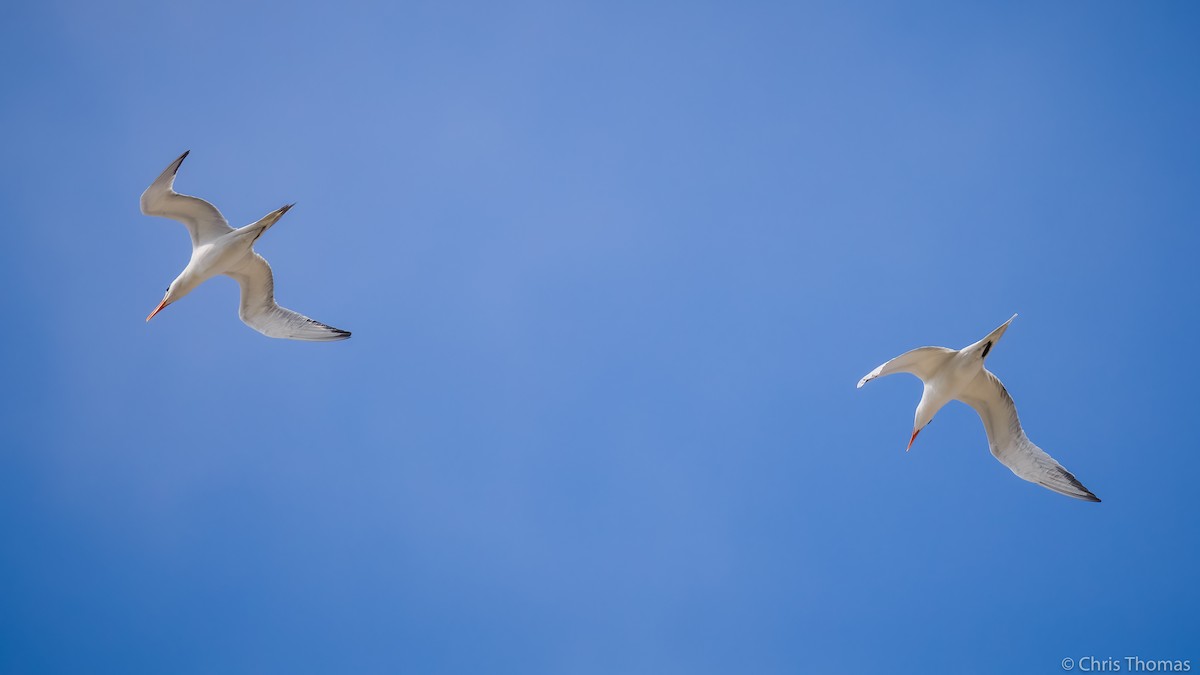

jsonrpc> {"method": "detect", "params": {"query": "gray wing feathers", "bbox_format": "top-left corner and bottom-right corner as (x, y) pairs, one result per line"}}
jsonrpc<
(858, 346), (956, 388)
(959, 370), (1099, 502)
(140, 151), (234, 248)
(225, 254), (351, 342)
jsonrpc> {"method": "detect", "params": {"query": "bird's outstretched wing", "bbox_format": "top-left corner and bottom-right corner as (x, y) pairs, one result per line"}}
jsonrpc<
(225, 253), (351, 342)
(140, 151), (234, 248)
(857, 346), (955, 388)
(958, 369), (1099, 501)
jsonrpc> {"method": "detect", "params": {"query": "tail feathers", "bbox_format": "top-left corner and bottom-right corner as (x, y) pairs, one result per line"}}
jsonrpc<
(262, 203), (294, 228)
(246, 203), (294, 242)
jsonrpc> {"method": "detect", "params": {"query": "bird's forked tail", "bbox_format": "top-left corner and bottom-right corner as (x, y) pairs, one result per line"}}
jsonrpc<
(244, 203), (295, 243)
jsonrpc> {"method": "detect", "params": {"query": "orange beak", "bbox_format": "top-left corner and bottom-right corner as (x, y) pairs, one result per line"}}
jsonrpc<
(906, 429), (920, 452)
(146, 299), (169, 322)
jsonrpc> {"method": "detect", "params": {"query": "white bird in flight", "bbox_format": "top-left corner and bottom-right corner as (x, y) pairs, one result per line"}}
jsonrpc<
(140, 151), (351, 341)
(857, 315), (1099, 501)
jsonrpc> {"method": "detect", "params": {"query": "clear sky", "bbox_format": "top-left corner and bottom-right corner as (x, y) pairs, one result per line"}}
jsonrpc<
(1, 1), (1197, 673)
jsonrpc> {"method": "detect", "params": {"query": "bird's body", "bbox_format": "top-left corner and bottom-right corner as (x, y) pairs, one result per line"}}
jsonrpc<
(140, 151), (350, 341)
(858, 315), (1099, 502)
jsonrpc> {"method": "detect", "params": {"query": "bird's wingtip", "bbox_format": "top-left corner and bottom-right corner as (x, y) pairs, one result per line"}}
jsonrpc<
(1043, 478), (1101, 503)
(856, 367), (881, 389)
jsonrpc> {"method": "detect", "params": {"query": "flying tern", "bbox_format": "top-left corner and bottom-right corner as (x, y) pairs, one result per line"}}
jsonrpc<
(857, 315), (1098, 501)
(140, 151), (351, 341)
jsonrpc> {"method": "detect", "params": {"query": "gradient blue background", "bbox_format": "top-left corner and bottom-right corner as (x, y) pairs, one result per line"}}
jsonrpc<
(2, 1), (1197, 673)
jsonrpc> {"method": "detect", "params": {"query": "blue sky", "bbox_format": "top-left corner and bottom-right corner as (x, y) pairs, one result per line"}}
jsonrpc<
(2, 1), (1198, 673)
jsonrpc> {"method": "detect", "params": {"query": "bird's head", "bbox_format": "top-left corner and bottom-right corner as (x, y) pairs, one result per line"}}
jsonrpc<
(146, 282), (180, 322)
(909, 399), (938, 451)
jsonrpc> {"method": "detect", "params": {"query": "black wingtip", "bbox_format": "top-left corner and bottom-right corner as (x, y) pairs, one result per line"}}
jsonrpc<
(173, 150), (190, 174)
(1051, 467), (1101, 503)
